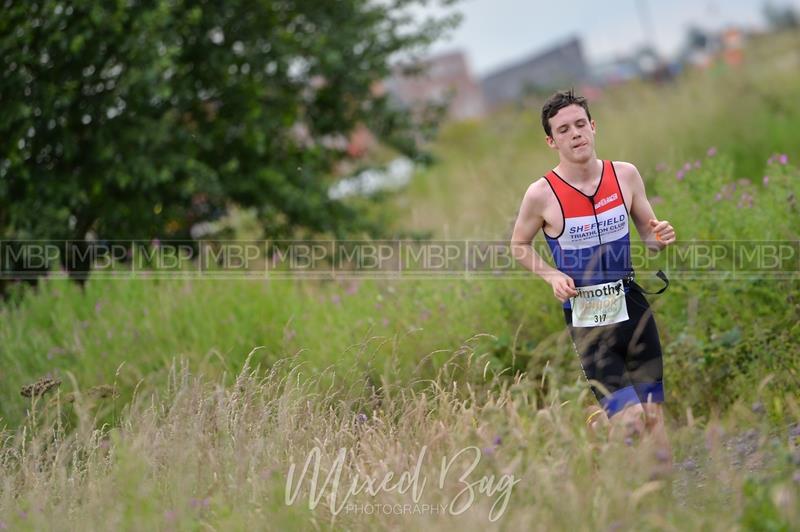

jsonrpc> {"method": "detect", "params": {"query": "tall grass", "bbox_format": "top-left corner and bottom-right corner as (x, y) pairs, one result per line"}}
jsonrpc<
(2, 351), (798, 530)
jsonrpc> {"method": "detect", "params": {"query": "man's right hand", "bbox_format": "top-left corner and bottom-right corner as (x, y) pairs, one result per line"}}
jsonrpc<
(549, 272), (578, 302)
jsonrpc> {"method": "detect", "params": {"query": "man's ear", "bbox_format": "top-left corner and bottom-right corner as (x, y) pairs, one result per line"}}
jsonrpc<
(545, 135), (556, 149)
(590, 119), (597, 132)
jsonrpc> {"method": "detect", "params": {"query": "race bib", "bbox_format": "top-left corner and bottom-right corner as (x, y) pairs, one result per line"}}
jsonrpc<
(570, 280), (629, 328)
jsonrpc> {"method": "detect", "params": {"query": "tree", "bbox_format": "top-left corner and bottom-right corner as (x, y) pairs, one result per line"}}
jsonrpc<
(0, 0), (460, 287)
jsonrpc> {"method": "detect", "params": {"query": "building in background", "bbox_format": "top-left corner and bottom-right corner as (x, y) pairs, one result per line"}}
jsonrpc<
(385, 51), (486, 122)
(479, 37), (589, 108)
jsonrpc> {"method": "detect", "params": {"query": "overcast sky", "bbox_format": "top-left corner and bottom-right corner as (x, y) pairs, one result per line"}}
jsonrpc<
(416, 0), (800, 76)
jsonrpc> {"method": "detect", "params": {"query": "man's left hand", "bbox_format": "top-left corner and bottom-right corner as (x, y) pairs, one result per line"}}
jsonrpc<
(649, 218), (675, 247)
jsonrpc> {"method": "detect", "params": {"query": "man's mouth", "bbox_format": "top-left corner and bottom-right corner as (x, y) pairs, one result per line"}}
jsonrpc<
(573, 142), (588, 149)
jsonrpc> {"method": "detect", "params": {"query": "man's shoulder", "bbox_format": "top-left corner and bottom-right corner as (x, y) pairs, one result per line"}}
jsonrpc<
(523, 176), (554, 205)
(611, 160), (638, 174)
(610, 161), (643, 184)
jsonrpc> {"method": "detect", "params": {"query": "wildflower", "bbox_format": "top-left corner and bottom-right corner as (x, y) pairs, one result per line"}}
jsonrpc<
(356, 413), (368, 424)
(714, 193), (722, 201)
(345, 281), (359, 295)
(190, 498), (210, 510)
(763, 176), (769, 186)
(330, 293), (341, 305)
(493, 435), (502, 446)
(676, 170), (685, 181)
(655, 162), (668, 173)
(482, 447), (494, 456)
(707, 146), (717, 157)
(694, 160), (701, 169)
(381, 317), (389, 327)
(683, 162), (692, 172)
(779, 154), (788, 165)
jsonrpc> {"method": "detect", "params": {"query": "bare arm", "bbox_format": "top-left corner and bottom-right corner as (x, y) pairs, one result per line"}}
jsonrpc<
(620, 162), (676, 251)
(510, 181), (577, 302)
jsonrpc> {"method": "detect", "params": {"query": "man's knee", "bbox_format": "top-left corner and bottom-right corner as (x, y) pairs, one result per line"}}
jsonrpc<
(614, 403), (646, 437)
(641, 402), (665, 430)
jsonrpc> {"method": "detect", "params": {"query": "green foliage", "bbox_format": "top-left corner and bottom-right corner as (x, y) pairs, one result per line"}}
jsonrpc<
(0, 0), (460, 247)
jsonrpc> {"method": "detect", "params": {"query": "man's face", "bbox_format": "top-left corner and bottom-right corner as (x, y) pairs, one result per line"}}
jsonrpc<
(545, 104), (596, 163)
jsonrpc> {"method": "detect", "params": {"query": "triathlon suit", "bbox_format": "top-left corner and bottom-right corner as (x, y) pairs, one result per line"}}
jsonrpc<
(542, 160), (665, 417)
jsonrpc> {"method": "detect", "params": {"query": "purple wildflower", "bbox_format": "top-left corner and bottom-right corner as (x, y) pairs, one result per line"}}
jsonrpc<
(330, 293), (341, 305)
(190, 498), (210, 509)
(356, 413), (368, 424)
(683, 162), (692, 172)
(694, 160), (701, 169)
(763, 176), (769, 186)
(676, 170), (685, 181)
(707, 146), (717, 157)
(779, 154), (788, 165)
(482, 447), (494, 456)
(493, 435), (502, 446)
(381, 317), (389, 327)
(714, 193), (722, 201)
(345, 282), (359, 295)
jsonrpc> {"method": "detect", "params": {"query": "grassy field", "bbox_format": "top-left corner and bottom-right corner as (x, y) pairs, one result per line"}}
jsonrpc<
(1, 31), (800, 531)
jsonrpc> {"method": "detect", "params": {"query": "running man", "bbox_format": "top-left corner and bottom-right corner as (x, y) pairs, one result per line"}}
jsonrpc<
(510, 90), (675, 458)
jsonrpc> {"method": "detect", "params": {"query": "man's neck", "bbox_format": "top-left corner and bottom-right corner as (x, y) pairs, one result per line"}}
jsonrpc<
(555, 156), (601, 184)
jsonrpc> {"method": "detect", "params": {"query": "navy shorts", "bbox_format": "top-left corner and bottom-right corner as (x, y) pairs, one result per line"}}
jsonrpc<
(564, 288), (664, 417)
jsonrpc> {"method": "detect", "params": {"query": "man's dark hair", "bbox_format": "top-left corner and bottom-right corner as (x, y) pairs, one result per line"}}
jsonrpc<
(541, 89), (592, 137)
